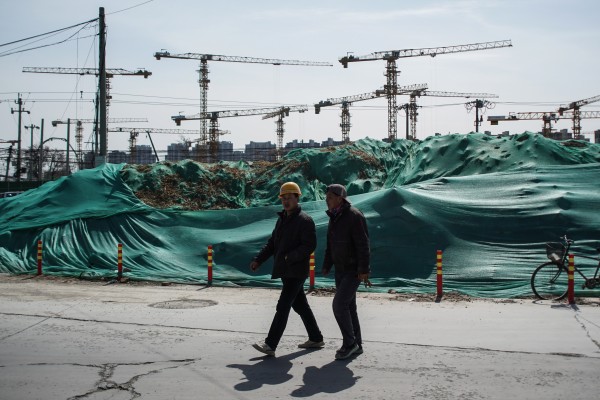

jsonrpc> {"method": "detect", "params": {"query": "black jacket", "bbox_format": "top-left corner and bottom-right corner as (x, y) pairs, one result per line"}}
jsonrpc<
(322, 202), (370, 275)
(253, 206), (316, 279)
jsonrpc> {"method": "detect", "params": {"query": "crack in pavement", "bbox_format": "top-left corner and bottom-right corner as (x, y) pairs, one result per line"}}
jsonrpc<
(43, 359), (198, 400)
(574, 314), (600, 351)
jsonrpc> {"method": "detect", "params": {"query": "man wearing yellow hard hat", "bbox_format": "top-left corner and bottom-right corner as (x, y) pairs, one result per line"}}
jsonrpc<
(250, 182), (324, 356)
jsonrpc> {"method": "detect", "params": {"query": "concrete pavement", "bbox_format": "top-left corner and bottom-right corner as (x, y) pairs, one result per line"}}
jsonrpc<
(0, 274), (599, 399)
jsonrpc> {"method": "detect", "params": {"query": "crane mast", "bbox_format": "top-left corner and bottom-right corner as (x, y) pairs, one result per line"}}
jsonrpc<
(557, 94), (600, 136)
(155, 50), (331, 144)
(339, 40), (512, 141)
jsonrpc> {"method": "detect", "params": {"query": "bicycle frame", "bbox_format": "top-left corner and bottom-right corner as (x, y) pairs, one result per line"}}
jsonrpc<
(558, 236), (600, 282)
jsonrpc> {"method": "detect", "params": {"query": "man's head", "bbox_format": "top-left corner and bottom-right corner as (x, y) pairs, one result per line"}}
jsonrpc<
(325, 184), (348, 210)
(279, 182), (301, 212)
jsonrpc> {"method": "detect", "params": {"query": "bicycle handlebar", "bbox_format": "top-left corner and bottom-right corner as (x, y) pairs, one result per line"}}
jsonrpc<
(562, 235), (574, 244)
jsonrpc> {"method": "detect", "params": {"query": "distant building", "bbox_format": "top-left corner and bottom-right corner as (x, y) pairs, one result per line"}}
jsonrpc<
(320, 137), (345, 147)
(107, 150), (127, 164)
(135, 145), (155, 164)
(166, 143), (190, 162)
(245, 141), (276, 162)
(285, 139), (320, 149)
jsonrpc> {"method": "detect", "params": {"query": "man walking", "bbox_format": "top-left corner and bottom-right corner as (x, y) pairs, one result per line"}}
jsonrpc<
(322, 184), (371, 360)
(250, 182), (324, 356)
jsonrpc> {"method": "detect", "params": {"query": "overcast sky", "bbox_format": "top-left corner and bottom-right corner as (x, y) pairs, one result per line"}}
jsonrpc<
(1, 0), (599, 153)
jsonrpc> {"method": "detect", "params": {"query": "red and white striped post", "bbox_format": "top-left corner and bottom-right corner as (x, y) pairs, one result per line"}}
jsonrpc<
(207, 245), (213, 285)
(309, 252), (315, 290)
(436, 250), (443, 298)
(117, 243), (123, 281)
(37, 240), (43, 276)
(568, 254), (575, 304)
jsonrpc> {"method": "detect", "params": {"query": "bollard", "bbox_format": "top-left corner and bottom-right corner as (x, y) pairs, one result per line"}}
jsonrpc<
(309, 252), (315, 290)
(568, 254), (575, 304)
(37, 240), (43, 276)
(207, 245), (213, 285)
(436, 250), (443, 298)
(117, 243), (123, 281)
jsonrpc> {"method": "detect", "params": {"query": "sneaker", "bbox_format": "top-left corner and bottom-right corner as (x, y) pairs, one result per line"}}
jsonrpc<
(355, 345), (363, 355)
(335, 343), (359, 360)
(298, 340), (325, 349)
(252, 342), (275, 356)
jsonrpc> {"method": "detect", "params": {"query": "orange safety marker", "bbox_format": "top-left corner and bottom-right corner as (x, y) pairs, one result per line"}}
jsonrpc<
(436, 250), (443, 298)
(309, 252), (315, 290)
(568, 254), (575, 304)
(37, 240), (43, 276)
(207, 245), (213, 285)
(117, 243), (123, 280)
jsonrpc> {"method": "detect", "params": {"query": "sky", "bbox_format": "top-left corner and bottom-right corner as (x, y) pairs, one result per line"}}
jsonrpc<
(1, 0), (599, 156)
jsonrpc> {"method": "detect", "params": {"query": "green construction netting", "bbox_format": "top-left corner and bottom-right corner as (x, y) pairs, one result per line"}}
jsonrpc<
(1, 132), (600, 298)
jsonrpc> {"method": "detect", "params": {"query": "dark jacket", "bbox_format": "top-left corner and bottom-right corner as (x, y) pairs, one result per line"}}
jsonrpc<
(322, 201), (370, 275)
(253, 206), (317, 280)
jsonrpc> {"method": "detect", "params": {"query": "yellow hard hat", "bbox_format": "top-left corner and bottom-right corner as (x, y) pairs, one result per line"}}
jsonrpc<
(279, 182), (301, 198)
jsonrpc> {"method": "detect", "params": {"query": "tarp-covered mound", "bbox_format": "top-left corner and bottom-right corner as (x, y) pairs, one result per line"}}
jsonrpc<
(1, 132), (599, 298)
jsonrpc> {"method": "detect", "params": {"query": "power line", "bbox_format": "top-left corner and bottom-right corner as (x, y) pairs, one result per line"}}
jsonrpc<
(108, 0), (155, 15)
(0, 18), (97, 48)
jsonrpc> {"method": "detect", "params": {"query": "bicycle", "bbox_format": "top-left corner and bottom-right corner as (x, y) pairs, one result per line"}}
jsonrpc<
(531, 235), (600, 301)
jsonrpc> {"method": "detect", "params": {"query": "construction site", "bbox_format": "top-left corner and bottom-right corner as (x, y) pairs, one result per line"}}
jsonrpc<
(1, 5), (600, 295)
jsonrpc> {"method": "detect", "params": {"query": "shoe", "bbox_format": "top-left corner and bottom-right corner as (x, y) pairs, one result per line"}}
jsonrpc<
(298, 340), (325, 349)
(252, 342), (275, 356)
(335, 343), (359, 360)
(355, 345), (363, 355)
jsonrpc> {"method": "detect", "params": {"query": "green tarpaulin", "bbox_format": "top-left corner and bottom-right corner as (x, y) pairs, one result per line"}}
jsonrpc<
(1, 133), (599, 298)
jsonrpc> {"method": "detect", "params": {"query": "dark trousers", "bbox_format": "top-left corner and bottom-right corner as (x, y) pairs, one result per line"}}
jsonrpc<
(265, 277), (323, 349)
(332, 271), (362, 348)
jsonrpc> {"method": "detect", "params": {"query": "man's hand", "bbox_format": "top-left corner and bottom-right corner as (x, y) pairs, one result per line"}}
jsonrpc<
(358, 273), (372, 288)
(250, 261), (260, 271)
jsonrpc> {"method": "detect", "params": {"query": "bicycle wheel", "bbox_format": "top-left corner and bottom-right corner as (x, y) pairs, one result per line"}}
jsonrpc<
(531, 261), (569, 301)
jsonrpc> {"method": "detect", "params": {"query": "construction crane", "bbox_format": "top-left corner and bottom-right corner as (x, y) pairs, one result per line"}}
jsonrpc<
(109, 127), (201, 164)
(23, 67), (151, 158)
(557, 94), (600, 136)
(488, 111), (600, 137)
(173, 105), (309, 161)
(316, 83), (428, 143)
(339, 40), (512, 141)
(262, 107), (309, 158)
(52, 118), (148, 170)
(392, 89), (498, 140)
(154, 50), (331, 141)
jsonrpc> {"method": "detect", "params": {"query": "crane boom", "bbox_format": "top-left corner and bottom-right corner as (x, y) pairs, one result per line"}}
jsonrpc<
(52, 118), (148, 127)
(421, 91), (498, 98)
(23, 67), (151, 78)
(339, 40), (512, 67)
(558, 94), (600, 114)
(109, 128), (201, 134)
(154, 51), (332, 66)
(172, 105), (310, 124)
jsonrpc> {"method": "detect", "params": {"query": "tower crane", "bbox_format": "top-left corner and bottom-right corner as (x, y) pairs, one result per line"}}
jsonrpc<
(339, 40), (512, 141)
(557, 94), (600, 136)
(52, 118), (148, 170)
(23, 67), (151, 157)
(109, 127), (201, 164)
(154, 50), (332, 141)
(315, 83), (428, 143)
(262, 107), (309, 158)
(172, 105), (309, 161)
(488, 111), (600, 137)
(390, 88), (498, 140)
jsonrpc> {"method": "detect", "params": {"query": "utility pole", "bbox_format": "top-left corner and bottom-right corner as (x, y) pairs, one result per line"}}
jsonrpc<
(25, 123), (40, 181)
(98, 6), (107, 165)
(10, 93), (30, 183)
(39, 119), (44, 182)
